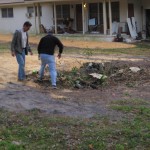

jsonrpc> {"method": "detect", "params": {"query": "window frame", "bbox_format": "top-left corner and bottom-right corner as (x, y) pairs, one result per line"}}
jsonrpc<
(1, 8), (14, 18)
(56, 4), (70, 19)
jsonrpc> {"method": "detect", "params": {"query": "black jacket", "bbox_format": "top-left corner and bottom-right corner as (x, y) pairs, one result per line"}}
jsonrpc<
(37, 34), (63, 55)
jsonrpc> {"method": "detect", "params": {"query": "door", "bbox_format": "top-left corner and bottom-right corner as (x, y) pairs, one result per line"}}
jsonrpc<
(76, 4), (83, 31)
(146, 9), (150, 37)
(128, 3), (134, 18)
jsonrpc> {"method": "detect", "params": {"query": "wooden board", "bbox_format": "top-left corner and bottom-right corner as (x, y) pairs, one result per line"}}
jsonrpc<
(127, 18), (137, 39)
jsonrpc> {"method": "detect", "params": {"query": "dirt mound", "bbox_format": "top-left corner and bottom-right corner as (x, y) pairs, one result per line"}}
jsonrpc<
(27, 60), (150, 89)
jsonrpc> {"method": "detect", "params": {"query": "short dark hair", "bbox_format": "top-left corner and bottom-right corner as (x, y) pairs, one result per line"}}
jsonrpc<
(23, 21), (32, 27)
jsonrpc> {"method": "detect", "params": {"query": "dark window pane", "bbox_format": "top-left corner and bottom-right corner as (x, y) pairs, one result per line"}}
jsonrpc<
(99, 3), (103, 24)
(62, 5), (70, 19)
(8, 8), (13, 17)
(2, 8), (7, 18)
(89, 3), (98, 24)
(111, 2), (120, 22)
(56, 5), (61, 18)
(27, 7), (34, 13)
(1, 8), (13, 18)
(56, 5), (70, 19)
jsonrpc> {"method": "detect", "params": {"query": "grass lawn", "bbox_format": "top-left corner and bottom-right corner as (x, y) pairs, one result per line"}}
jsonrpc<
(0, 41), (149, 149)
(0, 98), (149, 149)
(0, 41), (150, 56)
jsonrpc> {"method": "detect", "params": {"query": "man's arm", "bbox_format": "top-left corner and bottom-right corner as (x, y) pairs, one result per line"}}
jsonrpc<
(11, 31), (18, 56)
(26, 33), (33, 55)
(37, 38), (43, 54)
(37, 38), (44, 59)
(55, 37), (63, 59)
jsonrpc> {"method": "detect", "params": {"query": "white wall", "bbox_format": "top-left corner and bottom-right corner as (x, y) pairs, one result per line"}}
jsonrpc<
(0, 0), (146, 34)
(0, 3), (54, 34)
(120, 0), (128, 22)
(0, 5), (36, 34)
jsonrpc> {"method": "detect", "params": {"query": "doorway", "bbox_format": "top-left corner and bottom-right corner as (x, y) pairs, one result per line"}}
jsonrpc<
(146, 9), (150, 37)
(128, 3), (134, 18)
(76, 4), (83, 31)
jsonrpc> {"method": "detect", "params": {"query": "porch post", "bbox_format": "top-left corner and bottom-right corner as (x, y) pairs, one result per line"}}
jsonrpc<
(108, 0), (112, 35)
(103, 0), (107, 35)
(54, 2), (57, 34)
(82, 1), (86, 34)
(37, 3), (41, 34)
(34, 3), (38, 34)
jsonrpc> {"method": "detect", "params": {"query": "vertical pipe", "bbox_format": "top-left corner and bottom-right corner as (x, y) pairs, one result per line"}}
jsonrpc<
(103, 0), (107, 35)
(108, 0), (112, 35)
(54, 2), (57, 34)
(37, 3), (41, 34)
(34, 3), (38, 34)
(82, 1), (85, 34)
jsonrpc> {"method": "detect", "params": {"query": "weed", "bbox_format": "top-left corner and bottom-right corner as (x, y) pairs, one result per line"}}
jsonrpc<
(82, 48), (94, 58)
(71, 67), (78, 75)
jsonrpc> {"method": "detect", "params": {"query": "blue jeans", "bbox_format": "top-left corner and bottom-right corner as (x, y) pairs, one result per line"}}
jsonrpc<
(16, 50), (25, 80)
(39, 54), (57, 86)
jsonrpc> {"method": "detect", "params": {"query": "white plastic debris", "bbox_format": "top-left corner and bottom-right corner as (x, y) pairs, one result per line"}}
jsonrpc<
(129, 67), (141, 73)
(118, 69), (124, 73)
(89, 73), (107, 80)
(88, 62), (93, 67)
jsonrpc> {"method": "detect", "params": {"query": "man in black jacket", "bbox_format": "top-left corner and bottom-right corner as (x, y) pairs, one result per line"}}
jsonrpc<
(37, 33), (63, 88)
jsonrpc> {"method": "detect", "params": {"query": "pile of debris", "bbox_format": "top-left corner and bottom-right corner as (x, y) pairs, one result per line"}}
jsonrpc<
(27, 61), (150, 89)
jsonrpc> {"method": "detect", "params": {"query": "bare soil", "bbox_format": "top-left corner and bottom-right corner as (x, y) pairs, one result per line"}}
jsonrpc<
(0, 34), (150, 120)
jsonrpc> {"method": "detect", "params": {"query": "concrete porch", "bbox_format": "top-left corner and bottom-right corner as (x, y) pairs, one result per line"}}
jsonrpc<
(55, 33), (116, 42)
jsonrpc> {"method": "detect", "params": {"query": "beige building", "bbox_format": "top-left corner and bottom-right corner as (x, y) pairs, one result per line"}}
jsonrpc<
(0, 0), (150, 37)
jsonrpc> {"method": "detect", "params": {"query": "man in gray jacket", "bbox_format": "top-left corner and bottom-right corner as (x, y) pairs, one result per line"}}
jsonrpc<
(11, 21), (33, 81)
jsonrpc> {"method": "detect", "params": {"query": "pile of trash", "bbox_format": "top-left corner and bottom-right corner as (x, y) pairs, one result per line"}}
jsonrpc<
(28, 61), (150, 89)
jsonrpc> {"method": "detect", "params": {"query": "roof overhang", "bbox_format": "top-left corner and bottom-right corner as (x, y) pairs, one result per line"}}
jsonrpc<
(0, 0), (25, 6)
(0, 0), (81, 6)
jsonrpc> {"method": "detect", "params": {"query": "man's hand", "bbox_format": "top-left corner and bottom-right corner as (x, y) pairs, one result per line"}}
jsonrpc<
(57, 53), (61, 59)
(11, 51), (15, 57)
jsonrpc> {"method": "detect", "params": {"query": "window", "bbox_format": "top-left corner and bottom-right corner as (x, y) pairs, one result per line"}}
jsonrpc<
(56, 5), (61, 18)
(111, 2), (120, 22)
(62, 5), (70, 19)
(56, 4), (70, 19)
(89, 3), (98, 25)
(27, 7), (34, 14)
(99, 3), (103, 25)
(89, 3), (103, 25)
(1, 8), (13, 18)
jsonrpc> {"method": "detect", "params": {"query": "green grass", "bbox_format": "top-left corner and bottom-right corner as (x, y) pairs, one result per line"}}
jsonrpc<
(0, 42), (11, 53)
(0, 42), (150, 56)
(0, 98), (150, 149)
(63, 42), (150, 56)
(0, 39), (149, 149)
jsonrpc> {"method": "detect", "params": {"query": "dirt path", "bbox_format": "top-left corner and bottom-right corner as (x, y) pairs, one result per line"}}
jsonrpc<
(0, 52), (150, 119)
